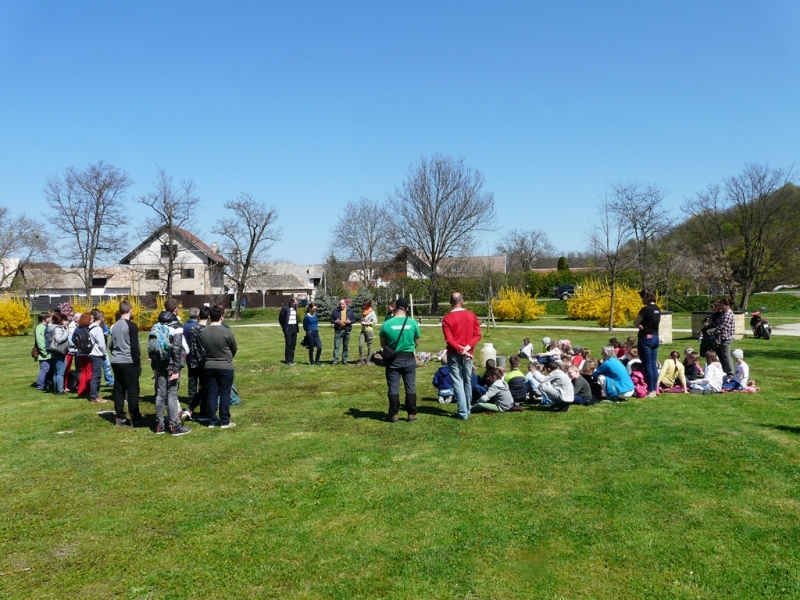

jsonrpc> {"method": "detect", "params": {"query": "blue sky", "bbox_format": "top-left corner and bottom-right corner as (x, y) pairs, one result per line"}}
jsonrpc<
(2, 1), (798, 265)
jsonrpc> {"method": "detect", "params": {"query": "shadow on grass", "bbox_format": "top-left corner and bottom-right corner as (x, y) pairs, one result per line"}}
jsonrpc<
(344, 408), (388, 421)
(96, 410), (161, 432)
(759, 423), (800, 435)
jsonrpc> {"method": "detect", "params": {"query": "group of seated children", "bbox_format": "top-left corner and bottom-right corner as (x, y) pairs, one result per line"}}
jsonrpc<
(431, 336), (756, 412)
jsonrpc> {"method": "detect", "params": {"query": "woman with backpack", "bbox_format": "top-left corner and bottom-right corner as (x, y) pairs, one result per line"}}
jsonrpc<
(47, 314), (71, 395)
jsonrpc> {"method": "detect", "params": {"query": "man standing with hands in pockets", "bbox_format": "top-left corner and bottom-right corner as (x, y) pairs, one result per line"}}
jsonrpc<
(441, 292), (482, 420)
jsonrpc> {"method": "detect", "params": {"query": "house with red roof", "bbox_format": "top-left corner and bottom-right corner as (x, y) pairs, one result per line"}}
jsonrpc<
(120, 226), (228, 296)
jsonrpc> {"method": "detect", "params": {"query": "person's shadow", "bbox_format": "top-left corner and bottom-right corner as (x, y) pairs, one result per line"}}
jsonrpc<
(344, 408), (389, 421)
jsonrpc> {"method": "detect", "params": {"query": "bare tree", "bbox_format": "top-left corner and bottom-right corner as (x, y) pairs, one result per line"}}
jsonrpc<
(588, 196), (636, 331)
(45, 160), (132, 299)
(682, 163), (796, 309)
(388, 154), (497, 312)
(495, 228), (555, 272)
(609, 181), (671, 289)
(0, 207), (48, 288)
(212, 193), (281, 320)
(138, 168), (200, 297)
(328, 197), (391, 288)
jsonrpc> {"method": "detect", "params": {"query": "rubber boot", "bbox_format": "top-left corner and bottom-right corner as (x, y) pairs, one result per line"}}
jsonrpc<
(406, 393), (418, 421)
(388, 394), (400, 422)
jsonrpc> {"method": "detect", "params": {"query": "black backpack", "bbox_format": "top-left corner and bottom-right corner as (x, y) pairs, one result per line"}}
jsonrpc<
(72, 327), (94, 355)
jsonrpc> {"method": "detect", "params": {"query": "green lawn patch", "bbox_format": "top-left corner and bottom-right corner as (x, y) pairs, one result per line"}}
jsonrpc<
(1, 325), (799, 599)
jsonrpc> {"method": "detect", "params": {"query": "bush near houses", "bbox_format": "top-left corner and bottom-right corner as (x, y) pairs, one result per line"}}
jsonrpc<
(567, 279), (653, 327)
(491, 287), (546, 322)
(0, 294), (31, 336)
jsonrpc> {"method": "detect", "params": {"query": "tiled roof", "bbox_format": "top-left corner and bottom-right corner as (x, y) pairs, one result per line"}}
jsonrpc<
(120, 226), (228, 265)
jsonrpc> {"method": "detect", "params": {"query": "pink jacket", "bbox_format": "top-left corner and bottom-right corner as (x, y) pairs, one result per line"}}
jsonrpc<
(631, 371), (648, 398)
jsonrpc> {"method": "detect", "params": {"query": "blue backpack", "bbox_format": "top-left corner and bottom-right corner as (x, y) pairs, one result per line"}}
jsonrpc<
(147, 322), (172, 362)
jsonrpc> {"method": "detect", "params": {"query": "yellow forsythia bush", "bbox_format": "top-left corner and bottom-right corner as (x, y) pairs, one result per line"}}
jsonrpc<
(491, 286), (546, 322)
(567, 279), (649, 327)
(136, 296), (187, 331)
(95, 296), (146, 327)
(0, 294), (32, 336)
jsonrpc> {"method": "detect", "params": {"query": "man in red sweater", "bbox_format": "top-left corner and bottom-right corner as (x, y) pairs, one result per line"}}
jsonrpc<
(441, 292), (482, 420)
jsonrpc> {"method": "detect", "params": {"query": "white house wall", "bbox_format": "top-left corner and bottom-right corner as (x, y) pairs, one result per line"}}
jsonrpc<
(128, 236), (223, 295)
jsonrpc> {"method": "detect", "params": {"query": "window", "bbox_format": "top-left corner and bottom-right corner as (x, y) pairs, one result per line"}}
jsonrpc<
(146, 291), (159, 296)
(145, 269), (159, 280)
(181, 290), (195, 296)
(91, 278), (107, 288)
(181, 268), (195, 279)
(161, 244), (177, 258)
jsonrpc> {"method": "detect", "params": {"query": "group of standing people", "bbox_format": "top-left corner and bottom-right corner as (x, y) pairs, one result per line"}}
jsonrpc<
(280, 297), (380, 366)
(33, 299), (239, 436)
(698, 297), (737, 378)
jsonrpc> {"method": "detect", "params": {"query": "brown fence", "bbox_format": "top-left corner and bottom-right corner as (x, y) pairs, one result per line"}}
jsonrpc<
(29, 293), (292, 312)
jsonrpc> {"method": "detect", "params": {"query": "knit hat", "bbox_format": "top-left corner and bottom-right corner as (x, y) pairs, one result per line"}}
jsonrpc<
(732, 349), (744, 359)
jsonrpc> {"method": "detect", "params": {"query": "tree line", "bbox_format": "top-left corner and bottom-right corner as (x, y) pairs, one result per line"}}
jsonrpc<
(325, 156), (799, 312)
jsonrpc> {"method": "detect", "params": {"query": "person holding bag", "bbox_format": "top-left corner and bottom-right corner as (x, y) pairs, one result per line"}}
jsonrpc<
(377, 298), (420, 423)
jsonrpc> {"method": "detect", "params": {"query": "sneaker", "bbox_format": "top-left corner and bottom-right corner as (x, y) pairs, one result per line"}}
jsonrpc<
(89, 398), (108, 403)
(220, 422), (237, 429)
(438, 396), (446, 404)
(155, 423), (166, 435)
(342, 361), (349, 365)
(115, 417), (129, 427)
(207, 423), (218, 428)
(171, 424), (192, 436)
(388, 414), (399, 423)
(180, 409), (192, 421)
(407, 414), (417, 422)
(315, 362), (325, 367)
(332, 361), (339, 366)
(645, 391), (658, 398)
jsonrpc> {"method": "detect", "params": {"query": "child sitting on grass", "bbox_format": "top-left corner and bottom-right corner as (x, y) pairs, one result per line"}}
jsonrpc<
(690, 351), (724, 394)
(581, 359), (603, 400)
(518, 338), (533, 361)
(629, 361), (648, 398)
(432, 356), (454, 404)
(567, 365), (594, 405)
(722, 349), (752, 390)
(504, 355), (527, 404)
(683, 350), (704, 382)
(529, 357), (574, 412)
(472, 367), (515, 413)
(658, 350), (689, 393)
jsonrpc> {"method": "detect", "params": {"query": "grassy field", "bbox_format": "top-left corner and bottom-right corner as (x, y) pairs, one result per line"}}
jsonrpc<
(1, 321), (799, 599)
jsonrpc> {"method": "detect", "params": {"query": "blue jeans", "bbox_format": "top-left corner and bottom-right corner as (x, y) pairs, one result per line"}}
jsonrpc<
(637, 334), (660, 393)
(448, 353), (474, 420)
(102, 356), (114, 385)
(206, 368), (234, 426)
(89, 356), (104, 400)
(50, 352), (66, 393)
(36, 359), (51, 390)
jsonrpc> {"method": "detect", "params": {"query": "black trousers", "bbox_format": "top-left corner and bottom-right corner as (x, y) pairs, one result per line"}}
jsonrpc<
(284, 326), (298, 363)
(111, 362), (141, 420)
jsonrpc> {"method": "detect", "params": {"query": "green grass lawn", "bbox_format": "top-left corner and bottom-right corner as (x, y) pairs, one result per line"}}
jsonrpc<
(2, 323), (799, 599)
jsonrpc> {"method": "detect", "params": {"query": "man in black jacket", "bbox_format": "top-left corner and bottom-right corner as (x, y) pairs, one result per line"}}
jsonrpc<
(330, 298), (356, 365)
(109, 300), (142, 427)
(278, 297), (299, 365)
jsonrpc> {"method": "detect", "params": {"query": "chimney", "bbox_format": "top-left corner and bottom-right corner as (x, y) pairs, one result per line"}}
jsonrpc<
(212, 242), (218, 253)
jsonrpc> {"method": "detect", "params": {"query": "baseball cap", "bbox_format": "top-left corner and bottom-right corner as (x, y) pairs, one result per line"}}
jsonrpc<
(395, 297), (410, 311)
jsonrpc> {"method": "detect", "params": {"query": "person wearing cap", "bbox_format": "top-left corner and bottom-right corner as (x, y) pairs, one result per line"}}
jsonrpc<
(441, 292), (482, 420)
(378, 298), (420, 422)
(722, 349), (750, 390)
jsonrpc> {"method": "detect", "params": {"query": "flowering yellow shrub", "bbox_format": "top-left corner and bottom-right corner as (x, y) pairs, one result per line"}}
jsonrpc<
(0, 294), (31, 336)
(567, 279), (651, 327)
(136, 296), (187, 331)
(95, 296), (146, 327)
(69, 295), (94, 316)
(491, 287), (546, 322)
